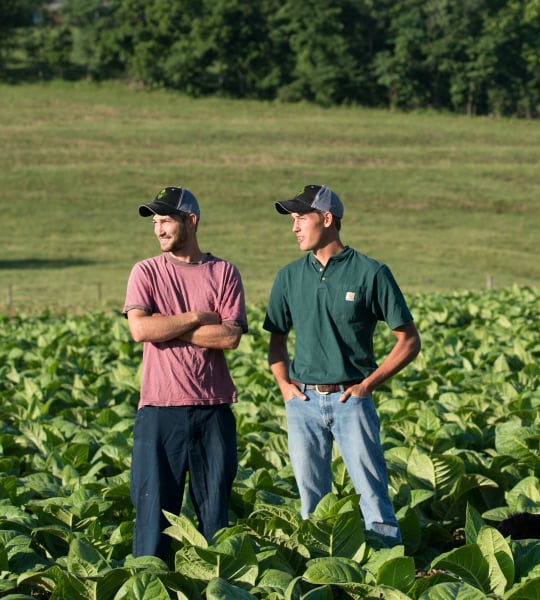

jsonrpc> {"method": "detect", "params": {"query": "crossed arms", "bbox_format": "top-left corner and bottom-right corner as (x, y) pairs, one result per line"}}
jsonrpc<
(126, 308), (243, 350)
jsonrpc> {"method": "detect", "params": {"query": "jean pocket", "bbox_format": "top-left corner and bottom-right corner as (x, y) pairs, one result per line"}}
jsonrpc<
(346, 394), (372, 403)
(285, 394), (303, 404)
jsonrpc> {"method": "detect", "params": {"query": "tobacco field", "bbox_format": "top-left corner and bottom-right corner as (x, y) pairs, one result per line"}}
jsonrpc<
(0, 286), (538, 599)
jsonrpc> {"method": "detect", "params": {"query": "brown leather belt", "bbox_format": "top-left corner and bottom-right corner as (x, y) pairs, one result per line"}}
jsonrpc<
(291, 380), (361, 394)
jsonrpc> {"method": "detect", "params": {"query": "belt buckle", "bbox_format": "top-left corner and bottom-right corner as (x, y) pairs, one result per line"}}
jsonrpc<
(315, 384), (330, 395)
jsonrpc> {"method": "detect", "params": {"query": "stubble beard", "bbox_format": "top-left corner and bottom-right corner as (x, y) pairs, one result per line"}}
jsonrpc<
(159, 229), (188, 254)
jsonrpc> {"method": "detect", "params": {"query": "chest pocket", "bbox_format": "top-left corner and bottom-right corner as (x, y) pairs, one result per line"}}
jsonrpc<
(331, 286), (370, 322)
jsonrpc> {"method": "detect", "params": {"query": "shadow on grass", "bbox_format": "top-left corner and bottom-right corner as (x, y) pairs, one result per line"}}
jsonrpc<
(0, 258), (95, 270)
(0, 61), (88, 85)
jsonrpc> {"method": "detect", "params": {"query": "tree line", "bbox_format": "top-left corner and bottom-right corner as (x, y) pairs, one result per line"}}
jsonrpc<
(2, 0), (539, 118)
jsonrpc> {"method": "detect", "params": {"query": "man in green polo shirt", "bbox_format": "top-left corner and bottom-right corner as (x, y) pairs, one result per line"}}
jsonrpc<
(263, 184), (421, 545)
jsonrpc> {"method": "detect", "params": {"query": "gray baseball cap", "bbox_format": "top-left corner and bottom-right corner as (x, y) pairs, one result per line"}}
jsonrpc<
(275, 185), (344, 218)
(139, 186), (200, 218)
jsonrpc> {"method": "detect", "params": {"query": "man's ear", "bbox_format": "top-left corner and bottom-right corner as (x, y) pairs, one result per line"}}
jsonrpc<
(322, 211), (334, 227)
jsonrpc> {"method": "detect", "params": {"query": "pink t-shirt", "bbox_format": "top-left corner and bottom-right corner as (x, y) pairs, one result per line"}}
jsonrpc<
(123, 253), (247, 408)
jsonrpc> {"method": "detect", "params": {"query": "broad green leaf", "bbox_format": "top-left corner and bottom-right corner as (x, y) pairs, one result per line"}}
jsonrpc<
(7, 543), (49, 574)
(301, 518), (334, 556)
(214, 533), (259, 584)
(431, 544), (491, 593)
(362, 545), (405, 583)
(376, 556), (415, 592)
(32, 525), (71, 558)
(369, 584), (413, 599)
(494, 355), (512, 373)
(205, 576), (257, 599)
(26, 501), (74, 528)
(175, 546), (218, 580)
(67, 538), (108, 576)
(248, 503), (303, 538)
(504, 576), (540, 600)
(162, 510), (207, 547)
(495, 422), (538, 463)
(114, 572), (170, 600)
(302, 556), (365, 585)
(332, 456), (348, 493)
(301, 585), (333, 599)
(417, 580), (490, 599)
(50, 570), (97, 600)
(284, 575), (304, 600)
(244, 469), (274, 491)
(20, 472), (62, 499)
(396, 507), (422, 554)
(406, 450), (464, 497)
(61, 443), (90, 469)
(409, 571), (460, 597)
(0, 506), (38, 530)
(477, 526), (514, 593)
(445, 474), (500, 520)
(506, 477), (540, 510)
(123, 555), (169, 572)
(94, 568), (131, 600)
(329, 507), (365, 560)
(385, 447), (412, 472)
(409, 489), (436, 508)
(311, 493), (360, 519)
(0, 542), (9, 570)
(108, 521), (133, 548)
(464, 504), (485, 545)
(0, 584), (24, 596)
(416, 409), (442, 436)
(62, 464), (82, 487)
(511, 540), (540, 582)
(17, 565), (65, 594)
(0, 476), (18, 502)
(256, 568), (294, 592)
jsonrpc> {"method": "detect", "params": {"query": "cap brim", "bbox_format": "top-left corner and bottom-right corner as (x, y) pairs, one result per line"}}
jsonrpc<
(138, 202), (179, 217)
(275, 199), (314, 214)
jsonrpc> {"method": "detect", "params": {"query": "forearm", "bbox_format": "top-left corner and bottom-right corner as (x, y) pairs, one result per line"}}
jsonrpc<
(363, 344), (417, 392)
(127, 309), (220, 344)
(179, 323), (243, 350)
(362, 323), (421, 393)
(268, 333), (295, 394)
(127, 312), (200, 343)
(270, 359), (291, 387)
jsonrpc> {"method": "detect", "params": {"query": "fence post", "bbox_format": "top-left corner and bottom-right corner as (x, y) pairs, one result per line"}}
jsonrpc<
(6, 285), (12, 306)
(486, 274), (493, 289)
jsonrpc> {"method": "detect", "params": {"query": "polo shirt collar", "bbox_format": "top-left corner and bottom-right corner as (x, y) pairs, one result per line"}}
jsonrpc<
(309, 245), (352, 267)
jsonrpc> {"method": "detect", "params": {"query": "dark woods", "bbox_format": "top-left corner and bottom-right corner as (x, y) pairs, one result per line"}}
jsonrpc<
(2, 0), (540, 118)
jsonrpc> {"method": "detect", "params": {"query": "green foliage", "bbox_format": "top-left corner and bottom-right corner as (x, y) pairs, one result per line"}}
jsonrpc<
(2, 0), (540, 116)
(0, 287), (538, 597)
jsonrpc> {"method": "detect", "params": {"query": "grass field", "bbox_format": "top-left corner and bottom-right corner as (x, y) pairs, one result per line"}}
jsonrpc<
(1, 81), (538, 310)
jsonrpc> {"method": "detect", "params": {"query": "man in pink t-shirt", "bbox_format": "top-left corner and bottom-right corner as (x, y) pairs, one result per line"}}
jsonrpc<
(123, 185), (247, 560)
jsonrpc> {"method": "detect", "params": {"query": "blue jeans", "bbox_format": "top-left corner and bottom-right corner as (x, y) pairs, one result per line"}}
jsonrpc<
(285, 390), (400, 543)
(130, 405), (237, 559)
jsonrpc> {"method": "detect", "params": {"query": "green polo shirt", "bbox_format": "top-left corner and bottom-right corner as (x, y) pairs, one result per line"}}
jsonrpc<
(263, 246), (413, 384)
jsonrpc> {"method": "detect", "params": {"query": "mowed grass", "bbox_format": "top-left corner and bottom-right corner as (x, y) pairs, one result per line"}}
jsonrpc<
(1, 81), (539, 310)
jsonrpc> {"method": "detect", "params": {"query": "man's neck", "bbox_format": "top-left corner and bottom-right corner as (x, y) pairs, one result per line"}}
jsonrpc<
(311, 240), (345, 266)
(167, 246), (207, 264)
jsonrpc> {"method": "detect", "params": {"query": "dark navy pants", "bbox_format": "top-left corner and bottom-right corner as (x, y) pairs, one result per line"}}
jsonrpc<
(130, 404), (237, 559)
